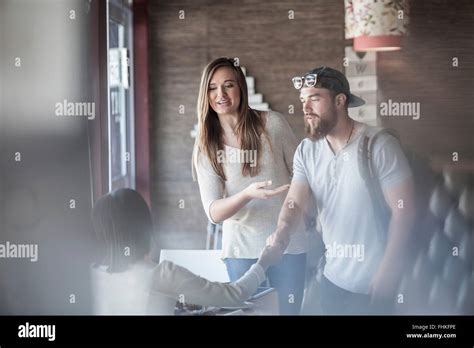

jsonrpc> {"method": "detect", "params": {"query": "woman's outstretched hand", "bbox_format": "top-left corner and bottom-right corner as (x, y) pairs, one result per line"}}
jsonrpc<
(243, 180), (290, 200)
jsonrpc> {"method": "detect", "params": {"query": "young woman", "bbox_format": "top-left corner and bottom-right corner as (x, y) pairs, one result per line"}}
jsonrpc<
(192, 57), (308, 315)
(90, 188), (283, 315)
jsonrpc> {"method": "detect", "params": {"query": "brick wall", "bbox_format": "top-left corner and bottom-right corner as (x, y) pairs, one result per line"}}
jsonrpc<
(149, 0), (345, 250)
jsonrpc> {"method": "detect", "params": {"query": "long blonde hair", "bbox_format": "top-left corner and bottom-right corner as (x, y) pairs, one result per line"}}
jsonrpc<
(192, 57), (266, 181)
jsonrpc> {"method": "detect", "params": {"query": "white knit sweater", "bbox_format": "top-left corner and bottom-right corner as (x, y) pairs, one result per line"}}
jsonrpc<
(195, 110), (308, 259)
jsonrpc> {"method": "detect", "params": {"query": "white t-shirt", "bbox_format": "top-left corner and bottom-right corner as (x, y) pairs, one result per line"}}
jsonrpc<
(292, 124), (412, 294)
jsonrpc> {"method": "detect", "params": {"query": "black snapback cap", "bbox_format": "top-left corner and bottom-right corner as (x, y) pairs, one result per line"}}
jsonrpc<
(306, 66), (365, 108)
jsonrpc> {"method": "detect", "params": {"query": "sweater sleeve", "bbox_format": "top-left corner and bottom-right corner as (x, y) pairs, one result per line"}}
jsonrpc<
(150, 261), (266, 308)
(268, 111), (299, 176)
(195, 152), (225, 224)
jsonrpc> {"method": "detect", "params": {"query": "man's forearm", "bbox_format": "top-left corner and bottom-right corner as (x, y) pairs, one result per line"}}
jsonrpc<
(274, 197), (304, 238)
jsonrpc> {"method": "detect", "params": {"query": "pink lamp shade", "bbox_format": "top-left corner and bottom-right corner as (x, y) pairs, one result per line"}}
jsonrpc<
(354, 35), (402, 51)
(345, 0), (409, 52)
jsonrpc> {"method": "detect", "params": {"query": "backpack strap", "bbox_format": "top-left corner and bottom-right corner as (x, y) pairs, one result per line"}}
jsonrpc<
(357, 127), (401, 238)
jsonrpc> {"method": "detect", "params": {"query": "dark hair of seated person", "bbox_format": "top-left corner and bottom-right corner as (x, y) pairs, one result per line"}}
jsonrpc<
(92, 188), (153, 273)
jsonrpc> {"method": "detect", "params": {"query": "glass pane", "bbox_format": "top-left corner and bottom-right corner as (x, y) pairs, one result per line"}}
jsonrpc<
(108, 2), (135, 191)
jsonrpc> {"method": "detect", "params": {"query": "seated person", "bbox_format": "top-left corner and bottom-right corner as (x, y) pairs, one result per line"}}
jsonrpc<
(90, 188), (283, 314)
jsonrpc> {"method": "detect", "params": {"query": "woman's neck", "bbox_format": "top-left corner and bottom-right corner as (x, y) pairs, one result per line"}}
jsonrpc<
(217, 112), (239, 131)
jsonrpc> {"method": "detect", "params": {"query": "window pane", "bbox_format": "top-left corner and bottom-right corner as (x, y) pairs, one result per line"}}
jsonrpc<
(108, 2), (135, 191)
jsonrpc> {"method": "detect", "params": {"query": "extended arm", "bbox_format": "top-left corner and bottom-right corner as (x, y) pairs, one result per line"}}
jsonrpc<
(195, 151), (289, 224)
(150, 244), (284, 308)
(266, 180), (311, 249)
(209, 181), (290, 224)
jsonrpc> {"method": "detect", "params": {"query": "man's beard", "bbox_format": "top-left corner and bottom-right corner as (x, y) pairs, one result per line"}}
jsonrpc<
(305, 114), (337, 141)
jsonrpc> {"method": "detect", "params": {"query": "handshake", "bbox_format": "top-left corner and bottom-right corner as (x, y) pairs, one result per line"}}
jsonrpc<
(256, 230), (290, 271)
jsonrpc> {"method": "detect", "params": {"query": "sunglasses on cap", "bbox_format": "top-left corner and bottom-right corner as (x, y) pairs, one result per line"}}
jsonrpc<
(292, 69), (346, 91)
(291, 73), (318, 90)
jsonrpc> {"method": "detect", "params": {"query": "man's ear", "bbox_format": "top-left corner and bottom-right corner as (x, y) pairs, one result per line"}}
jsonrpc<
(336, 93), (347, 107)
